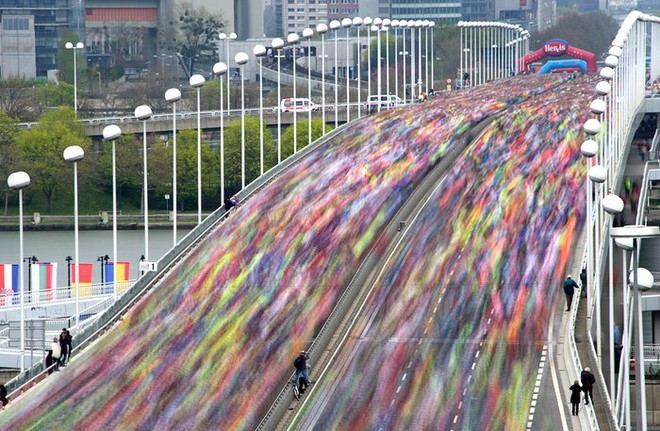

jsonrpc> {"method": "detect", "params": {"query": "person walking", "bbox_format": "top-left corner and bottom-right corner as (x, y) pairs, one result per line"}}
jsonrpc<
(563, 275), (578, 312)
(569, 380), (582, 416)
(581, 367), (596, 405)
(59, 328), (69, 365)
(51, 337), (62, 372)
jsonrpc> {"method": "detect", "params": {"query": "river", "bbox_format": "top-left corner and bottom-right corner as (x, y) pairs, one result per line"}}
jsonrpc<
(0, 228), (190, 288)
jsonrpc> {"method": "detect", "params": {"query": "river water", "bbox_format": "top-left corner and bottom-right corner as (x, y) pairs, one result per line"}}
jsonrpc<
(0, 228), (190, 288)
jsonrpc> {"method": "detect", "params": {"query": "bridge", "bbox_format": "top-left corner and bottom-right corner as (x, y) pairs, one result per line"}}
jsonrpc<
(2, 11), (660, 431)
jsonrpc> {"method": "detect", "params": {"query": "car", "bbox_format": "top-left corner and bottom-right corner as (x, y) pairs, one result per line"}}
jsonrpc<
(364, 94), (403, 113)
(279, 98), (319, 112)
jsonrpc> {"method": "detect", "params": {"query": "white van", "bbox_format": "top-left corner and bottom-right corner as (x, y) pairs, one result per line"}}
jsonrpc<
(365, 94), (403, 113)
(279, 98), (319, 112)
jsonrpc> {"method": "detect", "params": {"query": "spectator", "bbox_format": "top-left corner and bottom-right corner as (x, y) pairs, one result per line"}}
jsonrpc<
(580, 268), (587, 298)
(581, 367), (596, 405)
(51, 337), (61, 371)
(60, 328), (72, 365)
(563, 275), (578, 312)
(569, 380), (582, 416)
(45, 349), (54, 374)
(0, 383), (7, 407)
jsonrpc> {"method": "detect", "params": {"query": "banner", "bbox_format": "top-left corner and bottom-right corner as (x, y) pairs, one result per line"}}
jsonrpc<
(31, 262), (58, 301)
(72, 263), (94, 297)
(104, 262), (130, 294)
(0, 263), (18, 305)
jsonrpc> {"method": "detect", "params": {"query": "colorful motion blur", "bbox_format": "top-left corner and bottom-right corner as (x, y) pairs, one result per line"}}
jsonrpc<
(2, 74), (591, 430)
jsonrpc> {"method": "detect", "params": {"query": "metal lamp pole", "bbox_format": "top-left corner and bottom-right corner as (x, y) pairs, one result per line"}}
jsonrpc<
(302, 28), (314, 147)
(342, 18), (353, 122)
(316, 24), (328, 135)
(253, 46), (267, 174)
(364, 17), (373, 99)
(102, 125), (122, 301)
(271, 37), (285, 164)
(165, 88), (181, 246)
(383, 18), (391, 97)
(288, 32), (300, 154)
(134, 105), (153, 263)
(235, 52), (249, 189)
(353, 17), (363, 118)
(213, 62), (228, 207)
(63, 146), (84, 327)
(330, 20), (341, 128)
(8, 171), (30, 372)
(65, 41), (84, 114)
(189, 74), (205, 224)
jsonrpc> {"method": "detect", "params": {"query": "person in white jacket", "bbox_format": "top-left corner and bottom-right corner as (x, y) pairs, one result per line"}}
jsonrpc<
(51, 337), (62, 371)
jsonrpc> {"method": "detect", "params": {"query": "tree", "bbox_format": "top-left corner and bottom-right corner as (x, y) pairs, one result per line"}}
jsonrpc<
(95, 134), (144, 210)
(13, 107), (90, 213)
(223, 116), (276, 196)
(57, 30), (86, 86)
(169, 129), (216, 211)
(161, 2), (225, 78)
(533, 11), (618, 57)
(0, 111), (20, 215)
(280, 119), (329, 159)
(0, 78), (38, 121)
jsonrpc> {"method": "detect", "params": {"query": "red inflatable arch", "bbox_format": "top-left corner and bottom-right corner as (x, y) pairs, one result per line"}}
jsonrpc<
(519, 38), (597, 73)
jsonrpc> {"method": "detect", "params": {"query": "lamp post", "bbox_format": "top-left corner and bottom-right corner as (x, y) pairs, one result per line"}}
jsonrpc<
(189, 74), (205, 224)
(363, 17), (373, 99)
(330, 20), (341, 128)
(63, 145), (84, 327)
(610, 225), (660, 431)
(66, 256), (72, 287)
(353, 17), (363, 119)
(253, 45), (267, 174)
(603, 193), (624, 402)
(271, 37), (285, 163)
(392, 20), (399, 99)
(615, 237), (633, 428)
(302, 28), (314, 147)
(96, 254), (108, 285)
(103, 125), (121, 301)
(316, 24), (328, 135)
(374, 17), (382, 109)
(288, 32), (300, 154)
(430, 21), (435, 90)
(383, 18), (391, 98)
(165, 88), (181, 247)
(212, 62), (228, 207)
(8, 171), (30, 372)
(341, 18), (352, 122)
(589, 163), (606, 367)
(65, 42), (84, 114)
(416, 20), (423, 96)
(220, 32), (238, 115)
(235, 52), (249, 189)
(134, 105), (152, 262)
(582, 120), (600, 320)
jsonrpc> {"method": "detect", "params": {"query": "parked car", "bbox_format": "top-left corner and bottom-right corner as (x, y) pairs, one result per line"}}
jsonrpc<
(278, 98), (319, 112)
(364, 94), (403, 113)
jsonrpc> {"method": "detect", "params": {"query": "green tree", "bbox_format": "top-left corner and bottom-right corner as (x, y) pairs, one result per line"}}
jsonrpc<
(532, 11), (618, 57)
(0, 111), (20, 215)
(223, 116), (276, 195)
(95, 134), (144, 210)
(57, 30), (86, 86)
(13, 107), (90, 213)
(171, 129), (216, 211)
(280, 119), (329, 159)
(33, 82), (75, 108)
(160, 1), (225, 78)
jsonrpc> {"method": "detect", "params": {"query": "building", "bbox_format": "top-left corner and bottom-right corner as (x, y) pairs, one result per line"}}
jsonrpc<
(0, 0), (83, 78)
(194, 0), (266, 38)
(282, 0), (328, 34)
(389, 0), (463, 22)
(326, 0), (360, 19)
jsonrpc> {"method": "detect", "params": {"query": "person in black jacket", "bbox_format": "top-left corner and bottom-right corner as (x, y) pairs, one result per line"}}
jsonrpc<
(292, 351), (311, 394)
(0, 383), (7, 407)
(569, 380), (582, 415)
(581, 367), (596, 405)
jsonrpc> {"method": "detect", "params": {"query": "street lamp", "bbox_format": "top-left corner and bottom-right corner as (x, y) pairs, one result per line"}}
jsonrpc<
(134, 105), (152, 263)
(330, 19), (341, 128)
(219, 32), (238, 115)
(316, 24), (329, 135)
(615, 236), (633, 427)
(392, 19), (400, 100)
(430, 21), (436, 90)
(271, 37), (285, 164)
(103, 124), (121, 301)
(8, 171), (30, 372)
(165, 88), (181, 247)
(65, 41), (84, 114)
(302, 28), (314, 147)
(373, 17), (383, 109)
(363, 17), (373, 100)
(353, 17), (364, 118)
(253, 45), (267, 175)
(603, 192), (624, 402)
(341, 18), (352, 122)
(288, 32), (301, 154)
(189, 74), (205, 224)
(235, 52), (249, 189)
(610, 224), (660, 431)
(383, 18), (391, 98)
(63, 145), (84, 328)
(212, 62), (228, 207)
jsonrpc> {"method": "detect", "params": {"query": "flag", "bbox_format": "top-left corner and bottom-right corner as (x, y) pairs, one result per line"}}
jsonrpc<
(31, 262), (58, 301)
(72, 263), (94, 297)
(104, 262), (130, 294)
(0, 264), (18, 305)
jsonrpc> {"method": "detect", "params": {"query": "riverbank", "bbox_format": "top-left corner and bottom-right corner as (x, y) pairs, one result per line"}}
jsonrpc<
(0, 213), (203, 231)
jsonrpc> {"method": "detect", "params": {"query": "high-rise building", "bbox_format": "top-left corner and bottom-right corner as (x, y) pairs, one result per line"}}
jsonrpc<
(282, 0), (328, 34)
(200, 0), (266, 38)
(0, 0), (82, 78)
(326, 0), (360, 19)
(389, 0), (462, 22)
